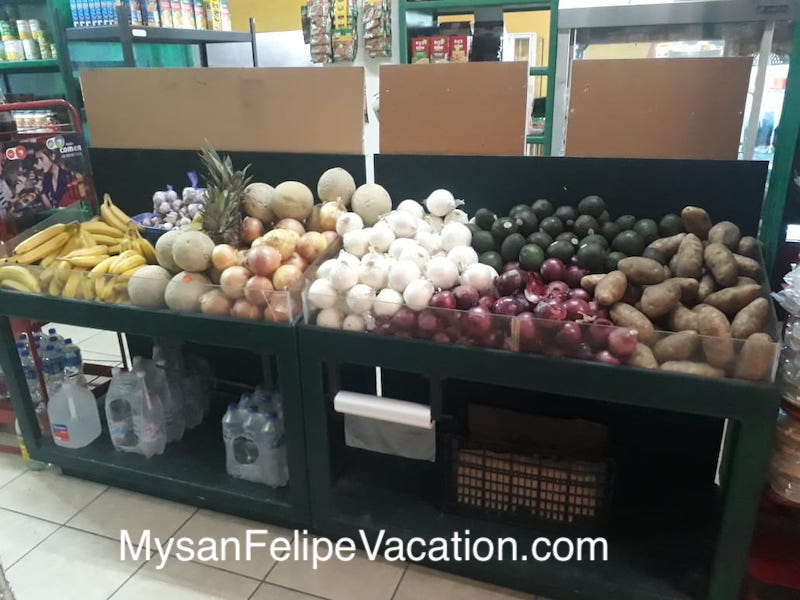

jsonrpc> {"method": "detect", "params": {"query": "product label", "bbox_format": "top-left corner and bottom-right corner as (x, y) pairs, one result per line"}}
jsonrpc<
(411, 37), (430, 64)
(450, 35), (468, 62)
(431, 36), (449, 63)
(52, 423), (70, 442)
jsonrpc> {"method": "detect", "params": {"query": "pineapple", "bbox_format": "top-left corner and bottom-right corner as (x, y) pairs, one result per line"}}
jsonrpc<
(198, 146), (252, 245)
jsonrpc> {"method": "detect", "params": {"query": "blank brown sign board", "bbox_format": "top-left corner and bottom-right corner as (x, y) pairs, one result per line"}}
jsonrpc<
(81, 67), (365, 154)
(380, 63), (528, 156)
(565, 57), (752, 160)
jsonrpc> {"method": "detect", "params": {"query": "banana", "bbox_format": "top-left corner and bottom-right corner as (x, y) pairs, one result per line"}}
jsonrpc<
(80, 276), (95, 301)
(107, 195), (137, 231)
(12, 222), (68, 256)
(94, 274), (107, 299)
(58, 232), (82, 257)
(101, 280), (117, 302)
(91, 234), (124, 246)
(40, 255), (57, 268)
(111, 254), (146, 275)
(79, 226), (97, 248)
(63, 245), (110, 259)
(90, 255), (116, 275)
(100, 194), (133, 232)
(108, 244), (122, 254)
(0, 280), (33, 293)
(138, 236), (158, 264)
(61, 271), (82, 299)
(65, 254), (110, 269)
(47, 275), (62, 296)
(82, 221), (124, 238)
(55, 260), (73, 283)
(39, 264), (57, 285)
(0, 265), (40, 293)
(14, 231), (71, 265)
(121, 265), (144, 277)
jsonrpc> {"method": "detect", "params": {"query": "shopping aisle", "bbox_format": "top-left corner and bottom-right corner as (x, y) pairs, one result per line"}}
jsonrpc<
(0, 452), (532, 600)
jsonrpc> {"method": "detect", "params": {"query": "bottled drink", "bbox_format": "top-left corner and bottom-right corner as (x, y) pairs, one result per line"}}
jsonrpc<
(19, 350), (42, 406)
(41, 344), (64, 396)
(62, 339), (83, 379)
(261, 411), (289, 487)
(33, 332), (44, 351)
(17, 333), (30, 354)
(106, 369), (166, 458)
(106, 368), (137, 452)
(240, 407), (267, 484)
(46, 328), (64, 349)
(134, 357), (184, 443)
(47, 352), (101, 449)
(221, 403), (245, 478)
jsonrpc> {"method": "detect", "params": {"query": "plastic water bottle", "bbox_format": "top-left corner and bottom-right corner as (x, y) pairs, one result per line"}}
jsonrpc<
(241, 408), (267, 483)
(106, 368), (137, 451)
(106, 369), (166, 458)
(46, 328), (64, 348)
(17, 333), (30, 354)
(33, 332), (44, 351)
(47, 353), (101, 449)
(41, 344), (64, 396)
(261, 412), (289, 487)
(19, 350), (43, 406)
(62, 339), (83, 379)
(134, 357), (184, 443)
(222, 403), (245, 478)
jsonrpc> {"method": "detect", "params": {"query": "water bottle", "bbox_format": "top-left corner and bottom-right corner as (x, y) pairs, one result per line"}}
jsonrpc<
(17, 333), (30, 354)
(47, 356), (102, 449)
(106, 369), (166, 458)
(261, 412), (289, 487)
(134, 357), (184, 443)
(106, 368), (137, 452)
(41, 344), (64, 396)
(62, 339), (83, 379)
(33, 332), (44, 350)
(240, 408), (267, 484)
(46, 328), (64, 348)
(19, 350), (43, 406)
(222, 403), (245, 478)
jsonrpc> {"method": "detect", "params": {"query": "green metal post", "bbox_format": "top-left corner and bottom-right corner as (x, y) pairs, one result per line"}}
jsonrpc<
(543, 0), (558, 155)
(399, 0), (409, 63)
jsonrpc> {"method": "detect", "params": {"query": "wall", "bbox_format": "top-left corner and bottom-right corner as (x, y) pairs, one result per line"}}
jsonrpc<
(231, 0), (305, 32)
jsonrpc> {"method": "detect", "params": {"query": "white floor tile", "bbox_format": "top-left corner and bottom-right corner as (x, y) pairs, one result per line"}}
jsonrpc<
(0, 507), (58, 567)
(0, 469), (106, 523)
(393, 565), (530, 600)
(110, 558), (259, 600)
(251, 583), (323, 600)
(172, 509), (294, 581)
(80, 331), (123, 357)
(0, 452), (25, 487)
(6, 527), (144, 600)
(68, 487), (196, 541)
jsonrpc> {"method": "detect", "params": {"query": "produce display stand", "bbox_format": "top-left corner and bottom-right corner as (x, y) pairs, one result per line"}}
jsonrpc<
(298, 154), (781, 600)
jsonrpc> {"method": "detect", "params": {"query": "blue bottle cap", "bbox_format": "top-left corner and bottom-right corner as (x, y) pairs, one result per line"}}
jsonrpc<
(48, 328), (56, 334)
(45, 344), (54, 351)
(64, 338), (73, 344)
(20, 350), (29, 358)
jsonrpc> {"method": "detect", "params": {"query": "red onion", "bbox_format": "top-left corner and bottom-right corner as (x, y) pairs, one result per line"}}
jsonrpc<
(587, 301), (610, 320)
(492, 296), (519, 316)
(517, 312), (540, 352)
(524, 272), (546, 301)
(453, 285), (480, 310)
(446, 325), (461, 340)
(503, 261), (521, 273)
(456, 336), (476, 347)
(555, 322), (582, 351)
(535, 299), (567, 321)
(497, 269), (524, 296)
(430, 290), (457, 310)
(417, 309), (440, 334)
(564, 298), (590, 320)
(546, 281), (570, 300)
(481, 332), (501, 348)
(464, 306), (493, 338)
(570, 255), (579, 266)
(608, 327), (638, 358)
(377, 322), (393, 335)
(477, 296), (496, 311)
(525, 292), (544, 305)
(514, 295), (532, 314)
(570, 288), (591, 302)
(586, 318), (614, 349)
(575, 342), (594, 361)
(432, 331), (451, 344)
(541, 258), (566, 282)
(595, 350), (621, 365)
(391, 307), (417, 331)
(564, 265), (589, 288)
(438, 308), (461, 328)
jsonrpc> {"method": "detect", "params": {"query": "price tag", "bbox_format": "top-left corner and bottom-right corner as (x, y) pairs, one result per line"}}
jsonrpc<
(132, 29), (148, 38)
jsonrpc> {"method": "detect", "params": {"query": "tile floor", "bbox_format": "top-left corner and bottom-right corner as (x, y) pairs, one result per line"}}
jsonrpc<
(1, 325), (534, 600)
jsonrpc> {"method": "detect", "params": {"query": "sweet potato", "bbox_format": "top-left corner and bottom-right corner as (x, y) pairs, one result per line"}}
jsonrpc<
(730, 297), (769, 339)
(732, 333), (775, 381)
(704, 242), (738, 287)
(618, 257), (667, 285)
(733, 254), (761, 280)
(704, 284), (763, 316)
(668, 304), (698, 332)
(672, 277), (699, 305)
(610, 302), (656, 345)
(695, 305), (735, 368)
(653, 331), (700, 363)
(581, 274), (604, 292)
(681, 206), (712, 239)
(675, 233), (704, 279)
(641, 280), (681, 319)
(707, 221), (741, 250)
(697, 274), (716, 303)
(629, 343), (658, 369)
(648, 233), (686, 260)
(737, 236), (759, 258)
(595, 270), (627, 306)
(660, 361), (725, 378)
(737, 276), (758, 287)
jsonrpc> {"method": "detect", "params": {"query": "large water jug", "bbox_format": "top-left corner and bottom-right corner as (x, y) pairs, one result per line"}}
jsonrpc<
(47, 369), (101, 449)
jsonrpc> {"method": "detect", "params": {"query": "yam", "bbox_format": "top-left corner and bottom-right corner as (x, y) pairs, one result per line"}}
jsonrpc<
(581, 274), (604, 292)
(707, 221), (741, 250)
(681, 206), (713, 239)
(660, 361), (725, 378)
(730, 297), (770, 339)
(610, 303), (656, 345)
(618, 257), (667, 285)
(668, 304), (698, 332)
(672, 277), (699, 305)
(732, 333), (775, 381)
(695, 305), (735, 368)
(697, 274), (717, 302)
(629, 344), (658, 370)
(737, 276), (758, 287)
(595, 270), (627, 306)
(704, 242), (738, 287)
(641, 280), (681, 319)
(675, 233), (704, 279)
(704, 284), (763, 316)
(653, 331), (699, 363)
(733, 253), (762, 280)
(737, 236), (759, 259)
(648, 233), (686, 260)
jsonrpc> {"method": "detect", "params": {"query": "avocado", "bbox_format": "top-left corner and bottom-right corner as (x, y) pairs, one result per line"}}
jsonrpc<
(615, 214), (637, 231)
(555, 231), (579, 244)
(501, 233), (526, 263)
(474, 208), (496, 231)
(576, 244), (607, 273)
(540, 216), (564, 238)
(531, 199), (554, 220)
(472, 230), (496, 254)
(598, 210), (611, 224)
(526, 231), (553, 250)
(612, 230), (646, 256)
(573, 215), (599, 238)
(580, 234), (609, 249)
(642, 247), (667, 265)
(479, 251), (504, 273)
(514, 208), (539, 236)
(600, 221), (621, 242)
(547, 240), (575, 263)
(577, 195), (606, 218)
(605, 251), (626, 271)
(659, 213), (684, 237)
(555, 205), (577, 228)
(509, 204), (532, 218)
(633, 219), (659, 245)
(519, 244), (545, 272)
(491, 217), (518, 242)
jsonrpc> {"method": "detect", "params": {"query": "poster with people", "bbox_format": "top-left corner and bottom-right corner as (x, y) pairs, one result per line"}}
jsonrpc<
(0, 133), (94, 238)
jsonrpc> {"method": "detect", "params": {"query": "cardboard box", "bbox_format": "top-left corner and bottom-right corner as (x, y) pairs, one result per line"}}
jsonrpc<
(158, 0), (173, 27)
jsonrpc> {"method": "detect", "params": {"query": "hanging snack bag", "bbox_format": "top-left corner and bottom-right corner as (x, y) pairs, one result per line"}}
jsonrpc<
(307, 0), (332, 64)
(363, 0), (391, 58)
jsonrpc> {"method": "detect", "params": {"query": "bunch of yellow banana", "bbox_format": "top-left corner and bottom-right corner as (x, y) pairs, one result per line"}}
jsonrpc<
(0, 264), (41, 293)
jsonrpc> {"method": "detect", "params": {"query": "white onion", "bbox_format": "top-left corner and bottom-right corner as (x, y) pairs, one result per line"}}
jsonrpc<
(425, 256), (460, 289)
(343, 228), (371, 258)
(460, 263), (498, 294)
(424, 215), (444, 234)
(368, 222), (395, 253)
(403, 278), (435, 311)
(447, 246), (479, 273)
(336, 212), (364, 236)
(415, 231), (442, 255)
(397, 199), (425, 219)
(388, 260), (421, 293)
(316, 258), (338, 281)
(399, 245), (430, 271)
(374, 288), (403, 317)
(384, 211), (418, 239)
(316, 307), (344, 329)
(337, 251), (360, 269)
(440, 222), (472, 252)
(329, 260), (359, 292)
(343, 314), (366, 332)
(415, 218), (432, 235)
(444, 209), (468, 225)
(425, 189), (457, 217)
(388, 238), (419, 260)
(346, 284), (376, 315)
(308, 278), (338, 309)
(358, 254), (389, 289)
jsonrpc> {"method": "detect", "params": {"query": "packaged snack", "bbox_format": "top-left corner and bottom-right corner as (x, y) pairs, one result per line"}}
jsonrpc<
(332, 28), (356, 62)
(142, 0), (161, 26)
(411, 37), (430, 64)
(219, 0), (230, 30)
(193, 0), (206, 29)
(307, 0), (332, 64)
(449, 35), (468, 62)
(159, 0), (173, 27)
(363, 0), (391, 58)
(330, 0), (357, 62)
(181, 0), (194, 29)
(170, 0), (183, 28)
(430, 35), (448, 63)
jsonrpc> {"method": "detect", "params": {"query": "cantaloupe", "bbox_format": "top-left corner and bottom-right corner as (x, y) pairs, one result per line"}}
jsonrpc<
(171, 231), (215, 272)
(155, 229), (181, 272)
(243, 182), (275, 224)
(317, 167), (356, 205)
(351, 183), (391, 226)
(128, 265), (171, 308)
(164, 271), (212, 312)
(272, 181), (314, 221)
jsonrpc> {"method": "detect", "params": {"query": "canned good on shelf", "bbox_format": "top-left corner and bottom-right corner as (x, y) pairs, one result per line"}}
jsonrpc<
(15, 20), (30, 40)
(4, 39), (23, 61)
(22, 38), (39, 60)
(28, 19), (41, 32)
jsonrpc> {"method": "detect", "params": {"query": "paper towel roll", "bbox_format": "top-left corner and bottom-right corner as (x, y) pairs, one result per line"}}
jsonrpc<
(333, 391), (433, 430)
